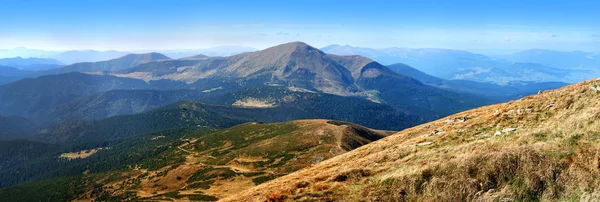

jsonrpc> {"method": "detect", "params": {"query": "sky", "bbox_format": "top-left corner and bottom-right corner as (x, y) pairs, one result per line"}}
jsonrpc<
(1, 0), (600, 53)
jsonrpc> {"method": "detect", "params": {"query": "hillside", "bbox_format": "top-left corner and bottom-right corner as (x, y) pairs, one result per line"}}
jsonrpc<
(0, 115), (35, 140)
(0, 65), (32, 85)
(0, 120), (392, 201)
(47, 89), (210, 122)
(39, 89), (419, 144)
(225, 79), (600, 201)
(0, 72), (151, 122)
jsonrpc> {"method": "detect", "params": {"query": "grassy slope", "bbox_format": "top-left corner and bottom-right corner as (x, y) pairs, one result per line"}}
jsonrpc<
(0, 120), (392, 201)
(225, 79), (600, 202)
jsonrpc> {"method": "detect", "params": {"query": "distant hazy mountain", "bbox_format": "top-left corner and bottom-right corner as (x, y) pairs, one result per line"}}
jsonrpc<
(0, 57), (64, 71)
(41, 52), (170, 75)
(0, 46), (257, 65)
(52, 50), (132, 64)
(0, 48), (59, 59)
(503, 49), (600, 70)
(387, 63), (567, 100)
(322, 45), (581, 84)
(153, 46), (258, 58)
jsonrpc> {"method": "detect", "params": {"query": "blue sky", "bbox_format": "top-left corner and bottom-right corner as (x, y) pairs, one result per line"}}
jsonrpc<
(1, 0), (599, 52)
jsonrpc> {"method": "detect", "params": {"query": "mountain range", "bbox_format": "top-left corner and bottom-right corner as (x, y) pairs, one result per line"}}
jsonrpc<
(0, 42), (490, 125)
(0, 41), (593, 201)
(0, 57), (64, 71)
(0, 46), (257, 65)
(322, 44), (594, 84)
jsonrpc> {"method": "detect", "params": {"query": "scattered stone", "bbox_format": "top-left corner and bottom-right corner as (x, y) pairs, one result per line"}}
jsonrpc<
(428, 129), (445, 136)
(457, 115), (468, 123)
(525, 106), (534, 113)
(445, 119), (455, 125)
(417, 142), (433, 146)
(547, 104), (555, 108)
(502, 127), (518, 133)
(590, 86), (600, 92)
(494, 131), (502, 136)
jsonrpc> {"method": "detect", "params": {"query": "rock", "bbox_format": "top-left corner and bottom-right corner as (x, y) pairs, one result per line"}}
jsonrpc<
(417, 142), (433, 146)
(590, 86), (600, 92)
(457, 115), (468, 123)
(547, 104), (555, 108)
(525, 106), (534, 113)
(494, 131), (502, 136)
(428, 129), (445, 136)
(502, 127), (517, 133)
(445, 119), (455, 125)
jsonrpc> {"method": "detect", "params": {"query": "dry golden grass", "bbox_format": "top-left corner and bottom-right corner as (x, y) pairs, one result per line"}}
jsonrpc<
(223, 79), (600, 202)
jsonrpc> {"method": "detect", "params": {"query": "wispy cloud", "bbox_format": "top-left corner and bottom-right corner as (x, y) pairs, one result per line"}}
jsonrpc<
(276, 32), (290, 36)
(551, 34), (559, 37)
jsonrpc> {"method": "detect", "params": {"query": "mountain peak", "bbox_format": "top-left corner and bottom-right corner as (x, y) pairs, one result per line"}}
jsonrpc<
(262, 41), (318, 54)
(117, 52), (170, 61)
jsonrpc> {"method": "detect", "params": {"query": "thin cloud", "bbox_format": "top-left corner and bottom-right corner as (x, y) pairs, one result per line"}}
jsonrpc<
(276, 32), (290, 36)
(551, 34), (559, 37)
